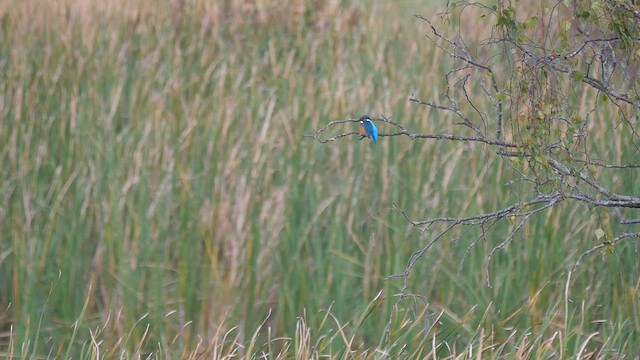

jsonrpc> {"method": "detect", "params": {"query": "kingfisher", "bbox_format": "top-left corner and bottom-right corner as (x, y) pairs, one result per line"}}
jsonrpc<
(359, 115), (378, 144)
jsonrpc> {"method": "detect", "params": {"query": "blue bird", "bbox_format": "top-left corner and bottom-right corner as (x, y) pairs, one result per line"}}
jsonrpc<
(359, 115), (378, 144)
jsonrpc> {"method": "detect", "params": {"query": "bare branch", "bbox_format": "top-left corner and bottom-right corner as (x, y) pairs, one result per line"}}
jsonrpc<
(573, 232), (640, 271)
(307, 114), (519, 148)
(615, 208), (640, 225)
(415, 14), (493, 73)
(581, 76), (640, 109)
(567, 193), (640, 208)
(575, 159), (640, 169)
(547, 158), (640, 207)
(409, 95), (516, 147)
(564, 37), (620, 59)
(409, 133), (517, 147)
(484, 198), (559, 286)
(390, 193), (564, 287)
(303, 131), (361, 144)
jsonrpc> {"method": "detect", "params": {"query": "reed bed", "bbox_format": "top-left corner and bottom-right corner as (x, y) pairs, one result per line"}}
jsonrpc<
(0, 0), (638, 358)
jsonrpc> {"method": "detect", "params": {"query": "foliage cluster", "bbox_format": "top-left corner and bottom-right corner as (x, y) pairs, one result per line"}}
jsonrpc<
(0, 0), (638, 358)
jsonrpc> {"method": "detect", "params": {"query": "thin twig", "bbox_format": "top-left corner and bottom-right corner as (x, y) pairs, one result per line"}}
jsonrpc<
(573, 232), (640, 271)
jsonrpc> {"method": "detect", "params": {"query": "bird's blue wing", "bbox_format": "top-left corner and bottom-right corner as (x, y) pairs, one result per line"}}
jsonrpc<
(370, 122), (378, 144)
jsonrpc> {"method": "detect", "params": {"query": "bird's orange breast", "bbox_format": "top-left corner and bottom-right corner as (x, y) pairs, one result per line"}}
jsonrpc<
(359, 123), (367, 136)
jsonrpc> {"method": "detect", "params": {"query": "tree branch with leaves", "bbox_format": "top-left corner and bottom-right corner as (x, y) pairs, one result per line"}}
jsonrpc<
(310, 0), (640, 339)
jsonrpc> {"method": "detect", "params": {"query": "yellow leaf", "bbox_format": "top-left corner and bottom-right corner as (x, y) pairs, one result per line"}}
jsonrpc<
(605, 242), (614, 254)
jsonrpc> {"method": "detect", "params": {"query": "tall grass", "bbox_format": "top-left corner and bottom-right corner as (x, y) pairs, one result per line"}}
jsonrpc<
(0, 0), (638, 358)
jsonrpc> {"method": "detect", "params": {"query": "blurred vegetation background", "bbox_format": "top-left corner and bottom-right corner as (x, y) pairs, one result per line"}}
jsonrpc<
(0, 0), (638, 358)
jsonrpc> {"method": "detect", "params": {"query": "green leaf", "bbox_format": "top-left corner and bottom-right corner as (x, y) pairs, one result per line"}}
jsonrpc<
(495, 93), (506, 101)
(600, 93), (609, 103)
(591, 1), (603, 14)
(575, 10), (591, 20)
(573, 71), (585, 81)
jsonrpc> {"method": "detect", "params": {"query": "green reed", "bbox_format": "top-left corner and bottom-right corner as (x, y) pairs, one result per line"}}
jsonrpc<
(0, 1), (638, 358)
